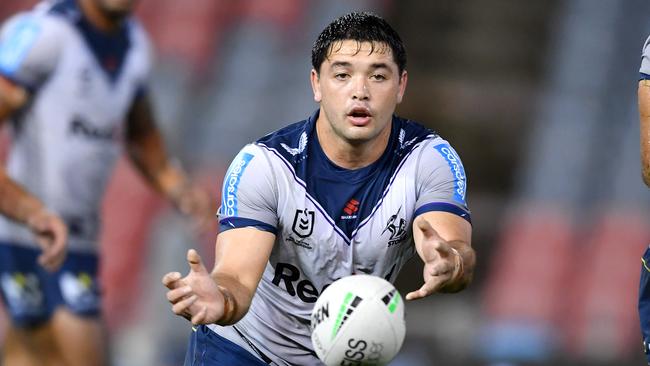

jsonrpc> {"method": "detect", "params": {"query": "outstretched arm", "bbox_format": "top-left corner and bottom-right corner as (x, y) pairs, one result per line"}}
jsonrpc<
(125, 94), (213, 227)
(163, 227), (275, 325)
(640, 80), (650, 186)
(0, 76), (67, 271)
(406, 211), (474, 300)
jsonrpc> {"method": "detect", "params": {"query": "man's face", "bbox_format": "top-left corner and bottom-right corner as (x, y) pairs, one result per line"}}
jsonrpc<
(311, 40), (407, 145)
(94, 0), (137, 19)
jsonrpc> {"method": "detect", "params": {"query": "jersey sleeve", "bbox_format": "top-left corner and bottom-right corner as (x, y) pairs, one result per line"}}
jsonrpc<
(217, 144), (279, 234)
(129, 20), (153, 97)
(0, 13), (63, 89)
(641, 35), (650, 79)
(413, 137), (471, 223)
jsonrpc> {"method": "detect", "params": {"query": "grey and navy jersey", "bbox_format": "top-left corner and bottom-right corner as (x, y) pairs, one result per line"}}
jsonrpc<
(641, 34), (650, 78)
(0, 0), (151, 252)
(209, 111), (471, 365)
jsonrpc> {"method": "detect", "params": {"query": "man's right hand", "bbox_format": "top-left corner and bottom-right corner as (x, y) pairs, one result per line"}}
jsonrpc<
(26, 209), (67, 272)
(163, 249), (225, 325)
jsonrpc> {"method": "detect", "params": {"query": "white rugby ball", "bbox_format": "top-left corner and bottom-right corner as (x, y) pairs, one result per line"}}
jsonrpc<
(310, 274), (405, 365)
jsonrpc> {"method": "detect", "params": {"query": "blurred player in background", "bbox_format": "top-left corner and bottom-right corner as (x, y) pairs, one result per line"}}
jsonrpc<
(0, 0), (213, 365)
(639, 33), (650, 365)
(164, 11), (476, 365)
(642, 35), (650, 188)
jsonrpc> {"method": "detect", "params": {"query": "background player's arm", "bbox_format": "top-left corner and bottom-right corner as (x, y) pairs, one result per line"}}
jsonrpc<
(163, 227), (275, 325)
(639, 79), (650, 186)
(125, 94), (212, 225)
(406, 211), (474, 300)
(0, 75), (27, 117)
(0, 76), (66, 271)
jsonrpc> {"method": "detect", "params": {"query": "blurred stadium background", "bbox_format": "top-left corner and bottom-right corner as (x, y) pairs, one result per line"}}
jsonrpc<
(1, 0), (650, 365)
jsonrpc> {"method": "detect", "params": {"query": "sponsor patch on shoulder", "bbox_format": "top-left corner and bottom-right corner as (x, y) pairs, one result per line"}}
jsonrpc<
(433, 143), (467, 204)
(0, 16), (41, 75)
(220, 151), (254, 216)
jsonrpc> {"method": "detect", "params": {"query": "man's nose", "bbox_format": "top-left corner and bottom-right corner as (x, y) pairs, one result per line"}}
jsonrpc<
(352, 78), (369, 100)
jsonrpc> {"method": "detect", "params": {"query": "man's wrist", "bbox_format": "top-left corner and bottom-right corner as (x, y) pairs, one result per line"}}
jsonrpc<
(168, 179), (191, 206)
(156, 159), (190, 204)
(440, 247), (465, 293)
(449, 247), (465, 283)
(24, 205), (50, 229)
(216, 285), (237, 325)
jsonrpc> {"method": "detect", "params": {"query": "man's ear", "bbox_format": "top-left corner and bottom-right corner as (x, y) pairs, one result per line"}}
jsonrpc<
(310, 69), (322, 103)
(396, 70), (408, 104)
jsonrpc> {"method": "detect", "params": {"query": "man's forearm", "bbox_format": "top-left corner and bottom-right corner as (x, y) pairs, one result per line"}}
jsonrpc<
(126, 130), (188, 201)
(0, 169), (45, 225)
(0, 76), (28, 120)
(125, 94), (190, 201)
(0, 78), (37, 221)
(212, 272), (255, 326)
(639, 81), (650, 186)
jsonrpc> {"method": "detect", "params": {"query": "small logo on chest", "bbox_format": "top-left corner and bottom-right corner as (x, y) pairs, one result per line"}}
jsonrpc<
(341, 199), (359, 220)
(291, 209), (315, 238)
(382, 206), (407, 247)
(289, 209), (315, 249)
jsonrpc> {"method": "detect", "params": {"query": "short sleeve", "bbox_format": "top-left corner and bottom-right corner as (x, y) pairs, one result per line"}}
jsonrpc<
(413, 138), (471, 223)
(217, 144), (279, 233)
(640, 35), (650, 79)
(0, 14), (63, 88)
(129, 20), (153, 97)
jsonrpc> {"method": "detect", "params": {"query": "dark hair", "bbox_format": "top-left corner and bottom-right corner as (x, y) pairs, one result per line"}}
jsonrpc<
(311, 11), (407, 75)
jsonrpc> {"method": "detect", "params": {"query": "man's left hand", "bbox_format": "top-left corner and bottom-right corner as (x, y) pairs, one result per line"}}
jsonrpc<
(406, 218), (463, 300)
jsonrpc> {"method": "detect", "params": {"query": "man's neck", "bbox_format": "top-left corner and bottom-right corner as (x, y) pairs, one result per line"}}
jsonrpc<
(315, 115), (391, 170)
(78, 0), (122, 33)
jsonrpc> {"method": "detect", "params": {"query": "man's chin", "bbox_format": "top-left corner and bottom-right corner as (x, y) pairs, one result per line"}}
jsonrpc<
(102, 8), (131, 21)
(343, 131), (375, 145)
(97, 0), (135, 20)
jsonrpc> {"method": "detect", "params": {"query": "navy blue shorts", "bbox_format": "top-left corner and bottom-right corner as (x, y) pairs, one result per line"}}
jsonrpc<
(0, 242), (101, 327)
(184, 325), (268, 366)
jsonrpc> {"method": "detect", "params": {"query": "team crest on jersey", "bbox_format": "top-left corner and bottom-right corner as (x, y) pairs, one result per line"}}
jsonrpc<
(292, 209), (315, 238)
(382, 206), (407, 247)
(288, 209), (315, 249)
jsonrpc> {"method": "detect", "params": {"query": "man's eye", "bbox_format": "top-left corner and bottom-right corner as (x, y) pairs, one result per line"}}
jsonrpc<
(371, 74), (386, 81)
(335, 73), (349, 80)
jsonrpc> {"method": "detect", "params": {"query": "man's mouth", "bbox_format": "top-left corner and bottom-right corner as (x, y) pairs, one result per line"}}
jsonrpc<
(347, 107), (371, 126)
